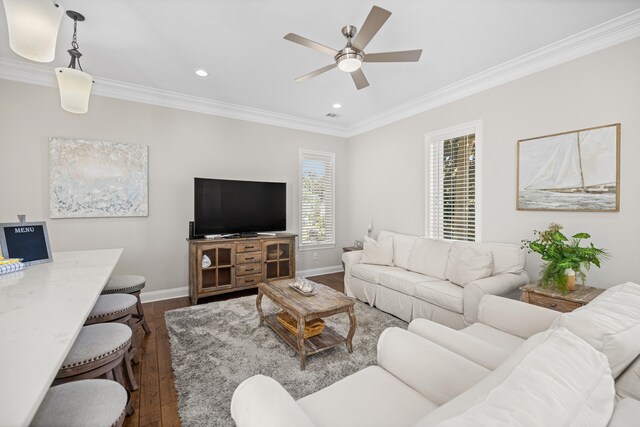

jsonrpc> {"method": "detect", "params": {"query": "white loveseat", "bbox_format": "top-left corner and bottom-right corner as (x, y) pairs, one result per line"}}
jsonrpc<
(230, 282), (640, 427)
(342, 230), (529, 328)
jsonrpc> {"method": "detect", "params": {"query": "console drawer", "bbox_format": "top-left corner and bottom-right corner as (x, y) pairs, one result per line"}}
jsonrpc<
(236, 274), (262, 287)
(236, 263), (262, 276)
(236, 241), (261, 253)
(236, 252), (261, 264)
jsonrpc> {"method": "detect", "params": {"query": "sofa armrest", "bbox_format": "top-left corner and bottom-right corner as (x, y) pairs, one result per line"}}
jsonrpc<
(342, 250), (363, 277)
(377, 327), (490, 406)
(408, 318), (511, 370)
(463, 271), (529, 324)
(477, 295), (561, 339)
(231, 375), (315, 427)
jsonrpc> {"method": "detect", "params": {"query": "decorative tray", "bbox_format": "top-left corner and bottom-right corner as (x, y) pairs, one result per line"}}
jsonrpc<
(288, 283), (317, 296)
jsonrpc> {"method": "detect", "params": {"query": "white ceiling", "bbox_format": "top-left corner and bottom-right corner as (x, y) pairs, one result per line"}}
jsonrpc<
(1, 0), (639, 132)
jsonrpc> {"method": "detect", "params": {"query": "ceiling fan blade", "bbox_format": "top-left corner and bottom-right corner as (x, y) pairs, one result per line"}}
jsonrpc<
(352, 6), (392, 52)
(364, 49), (422, 63)
(350, 68), (370, 90)
(295, 63), (338, 82)
(284, 33), (338, 56)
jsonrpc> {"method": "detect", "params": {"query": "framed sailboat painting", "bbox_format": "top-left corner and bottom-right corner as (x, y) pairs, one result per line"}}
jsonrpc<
(517, 123), (620, 211)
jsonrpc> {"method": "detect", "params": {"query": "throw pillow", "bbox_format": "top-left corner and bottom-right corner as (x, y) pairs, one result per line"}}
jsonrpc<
(445, 245), (493, 287)
(433, 328), (614, 427)
(407, 238), (452, 279)
(378, 230), (417, 270)
(359, 236), (394, 266)
(553, 282), (640, 378)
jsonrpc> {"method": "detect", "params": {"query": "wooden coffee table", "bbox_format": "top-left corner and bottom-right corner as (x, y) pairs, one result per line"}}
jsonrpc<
(256, 278), (357, 370)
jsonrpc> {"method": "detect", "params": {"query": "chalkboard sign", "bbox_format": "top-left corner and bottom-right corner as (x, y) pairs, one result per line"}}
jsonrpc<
(0, 221), (52, 266)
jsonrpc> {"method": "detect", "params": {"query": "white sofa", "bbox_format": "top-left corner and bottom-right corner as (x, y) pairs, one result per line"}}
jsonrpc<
(231, 282), (640, 427)
(409, 282), (640, 402)
(342, 230), (529, 328)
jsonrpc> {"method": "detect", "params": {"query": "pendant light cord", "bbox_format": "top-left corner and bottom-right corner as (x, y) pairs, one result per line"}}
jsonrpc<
(67, 17), (84, 71)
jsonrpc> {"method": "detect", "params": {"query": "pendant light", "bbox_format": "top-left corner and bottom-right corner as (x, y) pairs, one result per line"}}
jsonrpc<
(2, 0), (64, 62)
(55, 11), (94, 114)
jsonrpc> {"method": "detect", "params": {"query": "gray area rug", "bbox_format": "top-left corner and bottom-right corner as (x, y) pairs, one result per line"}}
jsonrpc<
(165, 295), (407, 427)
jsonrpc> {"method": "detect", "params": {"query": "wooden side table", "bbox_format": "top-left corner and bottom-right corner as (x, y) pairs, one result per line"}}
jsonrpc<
(520, 284), (605, 313)
(342, 246), (362, 271)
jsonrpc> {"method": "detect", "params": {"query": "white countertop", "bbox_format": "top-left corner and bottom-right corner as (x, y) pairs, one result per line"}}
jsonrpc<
(0, 249), (123, 427)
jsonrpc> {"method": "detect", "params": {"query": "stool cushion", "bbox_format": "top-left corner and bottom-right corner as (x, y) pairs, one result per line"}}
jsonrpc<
(102, 275), (146, 294)
(61, 324), (132, 370)
(31, 379), (127, 427)
(88, 294), (137, 320)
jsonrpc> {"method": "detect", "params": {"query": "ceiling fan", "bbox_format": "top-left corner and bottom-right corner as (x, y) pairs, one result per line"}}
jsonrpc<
(284, 5), (422, 90)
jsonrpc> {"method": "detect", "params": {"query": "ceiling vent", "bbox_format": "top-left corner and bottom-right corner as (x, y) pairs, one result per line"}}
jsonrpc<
(325, 113), (339, 118)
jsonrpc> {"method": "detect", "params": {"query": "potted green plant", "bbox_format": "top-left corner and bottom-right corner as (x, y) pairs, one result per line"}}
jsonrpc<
(521, 223), (610, 293)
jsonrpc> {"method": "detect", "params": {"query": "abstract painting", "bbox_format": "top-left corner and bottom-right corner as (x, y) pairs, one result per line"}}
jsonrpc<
(517, 124), (620, 211)
(50, 137), (148, 218)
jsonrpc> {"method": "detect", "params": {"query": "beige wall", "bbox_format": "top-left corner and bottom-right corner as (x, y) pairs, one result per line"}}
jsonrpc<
(2, 38), (639, 293)
(347, 39), (640, 286)
(0, 81), (348, 293)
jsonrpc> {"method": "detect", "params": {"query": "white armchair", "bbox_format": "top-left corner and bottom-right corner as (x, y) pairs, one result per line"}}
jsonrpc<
(231, 327), (489, 427)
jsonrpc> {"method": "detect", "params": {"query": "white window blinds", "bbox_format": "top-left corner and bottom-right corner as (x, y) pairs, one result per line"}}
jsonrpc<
(429, 133), (477, 242)
(299, 150), (335, 248)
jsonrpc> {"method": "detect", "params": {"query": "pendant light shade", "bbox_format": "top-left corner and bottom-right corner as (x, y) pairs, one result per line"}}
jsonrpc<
(56, 10), (94, 114)
(55, 67), (93, 114)
(2, 0), (64, 62)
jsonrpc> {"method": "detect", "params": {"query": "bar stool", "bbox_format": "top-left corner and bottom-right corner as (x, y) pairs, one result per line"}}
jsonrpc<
(85, 294), (137, 325)
(54, 323), (138, 393)
(85, 293), (142, 363)
(31, 380), (127, 427)
(102, 275), (151, 334)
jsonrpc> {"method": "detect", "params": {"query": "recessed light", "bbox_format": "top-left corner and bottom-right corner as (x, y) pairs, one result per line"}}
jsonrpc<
(195, 69), (208, 77)
(332, 103), (342, 109)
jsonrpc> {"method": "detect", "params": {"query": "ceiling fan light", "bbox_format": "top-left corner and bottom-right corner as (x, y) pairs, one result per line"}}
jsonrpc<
(338, 57), (362, 73)
(2, 0), (64, 62)
(55, 67), (94, 114)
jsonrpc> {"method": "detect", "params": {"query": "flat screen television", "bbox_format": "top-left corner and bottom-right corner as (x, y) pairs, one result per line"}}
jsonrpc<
(194, 178), (286, 236)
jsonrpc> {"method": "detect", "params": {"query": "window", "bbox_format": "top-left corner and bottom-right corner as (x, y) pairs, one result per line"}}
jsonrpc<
(426, 121), (482, 242)
(299, 150), (335, 248)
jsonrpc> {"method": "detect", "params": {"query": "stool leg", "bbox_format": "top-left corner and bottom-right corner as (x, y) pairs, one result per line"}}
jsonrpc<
(123, 351), (138, 391)
(132, 291), (151, 334)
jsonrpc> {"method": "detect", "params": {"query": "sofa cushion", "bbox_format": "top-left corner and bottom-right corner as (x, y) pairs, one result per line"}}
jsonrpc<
(608, 399), (640, 427)
(445, 245), (493, 287)
(431, 328), (615, 427)
(378, 230), (417, 270)
(461, 323), (525, 353)
(298, 365), (436, 427)
(407, 238), (452, 280)
(414, 328), (614, 427)
(360, 236), (394, 266)
(351, 264), (400, 284)
(414, 281), (464, 313)
(378, 270), (440, 296)
(553, 282), (640, 378)
(468, 242), (525, 275)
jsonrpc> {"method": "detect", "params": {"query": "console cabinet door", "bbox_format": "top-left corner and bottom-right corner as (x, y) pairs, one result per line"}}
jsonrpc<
(263, 239), (293, 281)
(197, 243), (235, 294)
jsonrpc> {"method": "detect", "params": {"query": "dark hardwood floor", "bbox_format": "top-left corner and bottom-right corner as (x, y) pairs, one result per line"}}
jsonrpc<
(124, 272), (345, 427)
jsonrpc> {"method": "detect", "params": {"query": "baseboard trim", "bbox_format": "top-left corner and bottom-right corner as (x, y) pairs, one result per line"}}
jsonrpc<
(140, 265), (343, 303)
(298, 265), (344, 277)
(140, 286), (189, 303)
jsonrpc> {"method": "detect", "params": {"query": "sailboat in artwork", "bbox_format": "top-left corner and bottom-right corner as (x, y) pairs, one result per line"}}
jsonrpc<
(525, 130), (616, 194)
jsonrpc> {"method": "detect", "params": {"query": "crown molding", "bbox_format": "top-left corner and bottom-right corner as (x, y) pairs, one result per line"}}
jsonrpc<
(343, 8), (640, 137)
(0, 58), (350, 138)
(0, 9), (638, 139)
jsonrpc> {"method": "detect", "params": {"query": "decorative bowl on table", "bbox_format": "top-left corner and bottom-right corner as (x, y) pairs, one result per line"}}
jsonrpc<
(289, 277), (316, 295)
